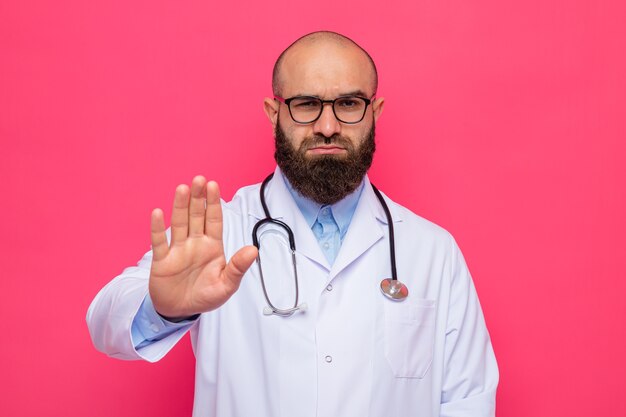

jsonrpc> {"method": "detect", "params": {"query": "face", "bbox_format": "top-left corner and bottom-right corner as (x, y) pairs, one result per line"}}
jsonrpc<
(264, 40), (385, 204)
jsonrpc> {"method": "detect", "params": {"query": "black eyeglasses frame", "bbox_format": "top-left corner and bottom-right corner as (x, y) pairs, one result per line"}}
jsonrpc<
(274, 95), (374, 125)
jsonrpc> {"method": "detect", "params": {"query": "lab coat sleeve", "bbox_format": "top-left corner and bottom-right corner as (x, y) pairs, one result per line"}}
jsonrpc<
(86, 248), (195, 362)
(131, 293), (196, 349)
(439, 238), (499, 417)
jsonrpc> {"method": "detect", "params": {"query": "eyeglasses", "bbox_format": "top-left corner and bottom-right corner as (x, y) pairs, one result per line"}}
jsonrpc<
(275, 95), (373, 124)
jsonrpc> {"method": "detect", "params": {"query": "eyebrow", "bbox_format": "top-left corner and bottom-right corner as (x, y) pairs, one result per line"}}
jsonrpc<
(340, 89), (369, 97)
(289, 90), (370, 99)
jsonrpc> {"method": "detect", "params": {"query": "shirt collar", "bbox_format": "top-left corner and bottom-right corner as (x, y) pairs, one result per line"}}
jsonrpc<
(282, 173), (365, 238)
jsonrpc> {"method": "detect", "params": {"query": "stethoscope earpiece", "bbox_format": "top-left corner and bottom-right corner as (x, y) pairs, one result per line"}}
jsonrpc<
(262, 303), (308, 317)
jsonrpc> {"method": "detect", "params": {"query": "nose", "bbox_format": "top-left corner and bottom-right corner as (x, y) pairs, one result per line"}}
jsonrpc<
(312, 103), (341, 138)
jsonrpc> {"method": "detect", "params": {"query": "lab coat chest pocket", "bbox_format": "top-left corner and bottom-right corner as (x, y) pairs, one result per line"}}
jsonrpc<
(384, 298), (437, 378)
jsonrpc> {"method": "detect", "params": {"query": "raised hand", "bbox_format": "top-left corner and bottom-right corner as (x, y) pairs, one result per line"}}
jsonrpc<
(148, 176), (258, 320)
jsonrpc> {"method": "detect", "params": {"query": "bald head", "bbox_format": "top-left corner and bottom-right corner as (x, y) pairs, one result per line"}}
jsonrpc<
(272, 31), (378, 97)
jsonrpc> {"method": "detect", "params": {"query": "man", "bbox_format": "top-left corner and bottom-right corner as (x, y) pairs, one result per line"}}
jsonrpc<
(87, 31), (498, 417)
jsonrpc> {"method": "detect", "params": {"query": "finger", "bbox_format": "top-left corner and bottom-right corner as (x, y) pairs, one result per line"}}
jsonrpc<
(204, 181), (223, 241)
(222, 245), (259, 292)
(189, 175), (207, 237)
(150, 208), (168, 261)
(170, 184), (190, 245)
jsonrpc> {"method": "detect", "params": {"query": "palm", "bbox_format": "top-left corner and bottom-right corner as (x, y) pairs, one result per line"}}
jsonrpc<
(149, 177), (258, 320)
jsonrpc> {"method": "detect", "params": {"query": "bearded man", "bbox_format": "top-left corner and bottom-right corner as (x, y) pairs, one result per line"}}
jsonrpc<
(87, 31), (499, 417)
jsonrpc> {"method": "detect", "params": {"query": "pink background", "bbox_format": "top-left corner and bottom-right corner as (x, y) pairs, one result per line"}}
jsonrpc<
(2, 0), (625, 415)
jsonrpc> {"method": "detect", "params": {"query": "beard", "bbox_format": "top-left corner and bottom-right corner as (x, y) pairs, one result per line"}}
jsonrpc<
(274, 119), (376, 205)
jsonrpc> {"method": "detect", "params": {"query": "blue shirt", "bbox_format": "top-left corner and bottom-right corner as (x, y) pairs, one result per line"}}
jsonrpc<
(283, 175), (363, 265)
(131, 175), (364, 348)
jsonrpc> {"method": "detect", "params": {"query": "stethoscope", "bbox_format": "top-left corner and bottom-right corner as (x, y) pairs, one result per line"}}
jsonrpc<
(252, 173), (409, 317)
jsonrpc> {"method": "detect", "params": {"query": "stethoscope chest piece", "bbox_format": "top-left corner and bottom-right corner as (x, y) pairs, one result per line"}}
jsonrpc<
(380, 278), (409, 301)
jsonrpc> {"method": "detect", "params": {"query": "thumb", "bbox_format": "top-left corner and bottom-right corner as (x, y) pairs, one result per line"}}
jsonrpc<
(222, 245), (259, 291)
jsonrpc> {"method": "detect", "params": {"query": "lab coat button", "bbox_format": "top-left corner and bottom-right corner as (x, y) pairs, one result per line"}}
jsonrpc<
(326, 284), (333, 291)
(325, 355), (333, 363)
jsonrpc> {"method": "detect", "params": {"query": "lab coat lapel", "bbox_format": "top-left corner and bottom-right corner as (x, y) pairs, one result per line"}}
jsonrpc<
(329, 177), (402, 281)
(250, 167), (330, 270)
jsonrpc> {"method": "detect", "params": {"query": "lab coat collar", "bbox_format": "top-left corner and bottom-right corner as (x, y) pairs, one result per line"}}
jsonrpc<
(329, 173), (403, 280)
(248, 167), (403, 277)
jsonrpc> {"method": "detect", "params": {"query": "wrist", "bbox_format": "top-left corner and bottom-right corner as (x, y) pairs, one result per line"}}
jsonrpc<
(156, 311), (200, 323)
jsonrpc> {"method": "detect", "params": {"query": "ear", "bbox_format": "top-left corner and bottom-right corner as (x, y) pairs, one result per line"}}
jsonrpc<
(372, 97), (385, 123)
(263, 97), (280, 128)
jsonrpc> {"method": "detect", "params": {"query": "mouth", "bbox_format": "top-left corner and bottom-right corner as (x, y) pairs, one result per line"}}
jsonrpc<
(306, 145), (347, 155)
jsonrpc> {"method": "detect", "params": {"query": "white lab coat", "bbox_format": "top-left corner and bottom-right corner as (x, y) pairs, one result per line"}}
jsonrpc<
(87, 167), (498, 417)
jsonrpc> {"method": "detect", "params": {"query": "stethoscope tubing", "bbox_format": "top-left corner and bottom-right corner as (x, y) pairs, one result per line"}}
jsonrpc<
(253, 173), (407, 317)
(370, 184), (398, 282)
